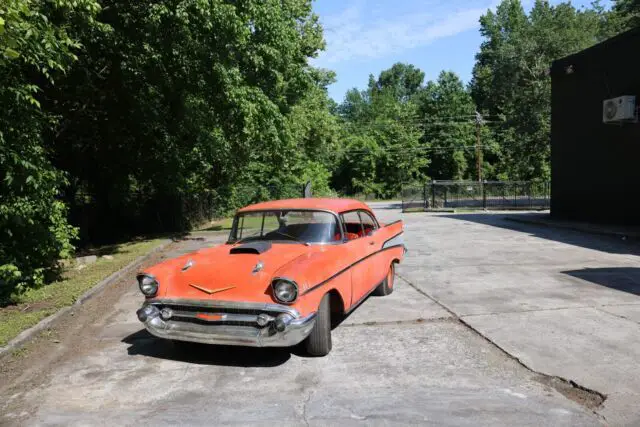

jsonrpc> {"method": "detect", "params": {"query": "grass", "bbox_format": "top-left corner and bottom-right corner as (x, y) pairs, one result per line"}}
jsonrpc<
(198, 217), (234, 231)
(198, 214), (278, 232)
(0, 238), (164, 347)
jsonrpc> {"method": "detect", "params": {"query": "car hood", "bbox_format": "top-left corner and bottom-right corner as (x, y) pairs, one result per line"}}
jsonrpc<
(144, 242), (313, 303)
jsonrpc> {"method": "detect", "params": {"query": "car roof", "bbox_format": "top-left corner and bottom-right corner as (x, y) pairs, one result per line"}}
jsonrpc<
(237, 198), (373, 214)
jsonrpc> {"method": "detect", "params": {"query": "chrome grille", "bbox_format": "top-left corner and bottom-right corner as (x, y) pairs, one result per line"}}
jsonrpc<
(163, 304), (265, 316)
(151, 303), (279, 327)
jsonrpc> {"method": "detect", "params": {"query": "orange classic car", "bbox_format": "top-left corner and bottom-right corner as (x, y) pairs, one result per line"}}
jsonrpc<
(136, 198), (405, 356)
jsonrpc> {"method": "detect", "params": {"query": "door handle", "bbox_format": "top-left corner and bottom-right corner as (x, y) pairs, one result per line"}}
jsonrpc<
(369, 241), (376, 246)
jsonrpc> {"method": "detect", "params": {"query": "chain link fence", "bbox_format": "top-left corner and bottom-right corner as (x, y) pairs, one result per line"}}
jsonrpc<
(402, 181), (550, 212)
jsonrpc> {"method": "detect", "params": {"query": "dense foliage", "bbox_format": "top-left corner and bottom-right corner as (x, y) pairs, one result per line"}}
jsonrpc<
(334, 64), (427, 198)
(0, 0), (332, 300)
(0, 0), (637, 298)
(0, 0), (99, 299)
(470, 0), (614, 181)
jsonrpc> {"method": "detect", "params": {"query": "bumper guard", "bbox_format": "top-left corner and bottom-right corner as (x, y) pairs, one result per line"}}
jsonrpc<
(136, 300), (316, 347)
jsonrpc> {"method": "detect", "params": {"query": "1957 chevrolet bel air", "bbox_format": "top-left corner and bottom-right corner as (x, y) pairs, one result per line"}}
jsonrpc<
(136, 198), (405, 356)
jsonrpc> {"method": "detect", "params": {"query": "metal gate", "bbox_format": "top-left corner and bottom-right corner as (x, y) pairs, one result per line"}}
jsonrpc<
(402, 181), (550, 212)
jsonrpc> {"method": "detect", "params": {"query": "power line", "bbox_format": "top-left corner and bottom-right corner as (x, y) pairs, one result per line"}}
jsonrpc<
(342, 114), (506, 123)
(336, 114), (512, 160)
(348, 118), (505, 125)
(351, 121), (505, 129)
(337, 144), (503, 154)
(336, 137), (528, 154)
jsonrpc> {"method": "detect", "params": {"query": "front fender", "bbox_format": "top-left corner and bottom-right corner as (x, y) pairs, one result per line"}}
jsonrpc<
(274, 245), (353, 316)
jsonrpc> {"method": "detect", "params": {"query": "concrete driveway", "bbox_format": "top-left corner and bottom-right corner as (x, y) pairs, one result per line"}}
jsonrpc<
(390, 207), (640, 426)
(4, 203), (634, 426)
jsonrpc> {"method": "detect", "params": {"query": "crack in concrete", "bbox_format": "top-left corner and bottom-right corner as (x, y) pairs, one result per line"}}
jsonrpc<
(595, 307), (640, 326)
(460, 302), (640, 320)
(399, 260), (630, 269)
(461, 305), (596, 317)
(341, 317), (454, 328)
(395, 274), (458, 318)
(396, 273), (608, 417)
(301, 389), (313, 427)
(600, 302), (640, 307)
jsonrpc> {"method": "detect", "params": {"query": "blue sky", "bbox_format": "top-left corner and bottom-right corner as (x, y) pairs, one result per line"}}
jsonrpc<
(311, 0), (611, 102)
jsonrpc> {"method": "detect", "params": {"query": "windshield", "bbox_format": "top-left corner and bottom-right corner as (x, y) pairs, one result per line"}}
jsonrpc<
(229, 210), (341, 244)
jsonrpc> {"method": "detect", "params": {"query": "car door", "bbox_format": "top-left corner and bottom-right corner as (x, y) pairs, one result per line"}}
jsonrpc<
(358, 210), (385, 286)
(340, 211), (373, 307)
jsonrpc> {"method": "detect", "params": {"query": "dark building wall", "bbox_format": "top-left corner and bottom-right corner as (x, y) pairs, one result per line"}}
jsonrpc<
(551, 28), (640, 225)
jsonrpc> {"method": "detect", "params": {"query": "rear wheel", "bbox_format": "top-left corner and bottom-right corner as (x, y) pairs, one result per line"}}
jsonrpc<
(304, 293), (332, 356)
(373, 263), (395, 296)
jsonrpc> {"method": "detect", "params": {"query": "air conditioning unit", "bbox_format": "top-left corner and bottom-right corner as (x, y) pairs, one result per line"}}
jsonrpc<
(602, 95), (637, 123)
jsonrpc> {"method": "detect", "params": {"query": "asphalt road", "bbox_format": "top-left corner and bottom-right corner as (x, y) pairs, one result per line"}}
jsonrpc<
(5, 203), (634, 426)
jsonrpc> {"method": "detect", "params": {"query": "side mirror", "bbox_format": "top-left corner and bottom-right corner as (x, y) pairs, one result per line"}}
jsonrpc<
(366, 228), (376, 237)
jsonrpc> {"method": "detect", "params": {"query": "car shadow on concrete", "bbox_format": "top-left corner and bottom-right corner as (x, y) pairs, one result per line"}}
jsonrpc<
(329, 294), (379, 329)
(440, 213), (640, 256)
(564, 267), (640, 296)
(122, 329), (293, 367)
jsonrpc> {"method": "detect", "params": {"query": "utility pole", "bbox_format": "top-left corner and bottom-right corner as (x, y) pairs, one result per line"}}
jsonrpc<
(475, 111), (483, 183)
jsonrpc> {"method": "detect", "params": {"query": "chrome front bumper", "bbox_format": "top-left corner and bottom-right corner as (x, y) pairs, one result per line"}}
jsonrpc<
(136, 299), (316, 347)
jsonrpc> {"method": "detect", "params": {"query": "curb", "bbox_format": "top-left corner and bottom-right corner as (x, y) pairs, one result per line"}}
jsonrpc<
(0, 239), (172, 357)
(504, 216), (640, 240)
(403, 208), (455, 213)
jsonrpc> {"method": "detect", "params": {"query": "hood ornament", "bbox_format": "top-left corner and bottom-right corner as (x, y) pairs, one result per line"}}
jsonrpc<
(181, 259), (194, 272)
(252, 260), (264, 274)
(189, 284), (235, 295)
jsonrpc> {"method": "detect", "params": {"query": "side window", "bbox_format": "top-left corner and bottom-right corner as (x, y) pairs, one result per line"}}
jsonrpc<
(358, 211), (377, 236)
(341, 211), (363, 240)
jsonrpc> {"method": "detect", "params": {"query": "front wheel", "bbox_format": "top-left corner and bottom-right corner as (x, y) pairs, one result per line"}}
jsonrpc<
(373, 263), (395, 296)
(304, 293), (332, 356)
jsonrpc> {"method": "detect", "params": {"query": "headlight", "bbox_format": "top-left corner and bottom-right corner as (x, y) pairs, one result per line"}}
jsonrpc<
(137, 274), (158, 297)
(272, 279), (298, 304)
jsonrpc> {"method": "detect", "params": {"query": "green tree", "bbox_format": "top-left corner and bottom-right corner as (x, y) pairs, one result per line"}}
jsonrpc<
(416, 71), (483, 180)
(284, 68), (341, 197)
(373, 62), (425, 102)
(610, 0), (640, 30)
(335, 64), (427, 197)
(471, 0), (609, 181)
(46, 0), (326, 241)
(0, 0), (100, 299)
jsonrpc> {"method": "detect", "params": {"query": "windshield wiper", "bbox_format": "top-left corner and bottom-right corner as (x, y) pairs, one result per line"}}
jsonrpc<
(269, 231), (310, 246)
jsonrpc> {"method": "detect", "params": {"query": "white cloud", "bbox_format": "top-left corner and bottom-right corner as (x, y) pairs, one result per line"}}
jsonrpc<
(316, 1), (498, 64)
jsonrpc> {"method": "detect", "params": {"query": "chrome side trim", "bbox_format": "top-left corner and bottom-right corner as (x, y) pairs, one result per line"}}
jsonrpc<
(145, 298), (300, 318)
(382, 232), (404, 249)
(301, 240), (406, 296)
